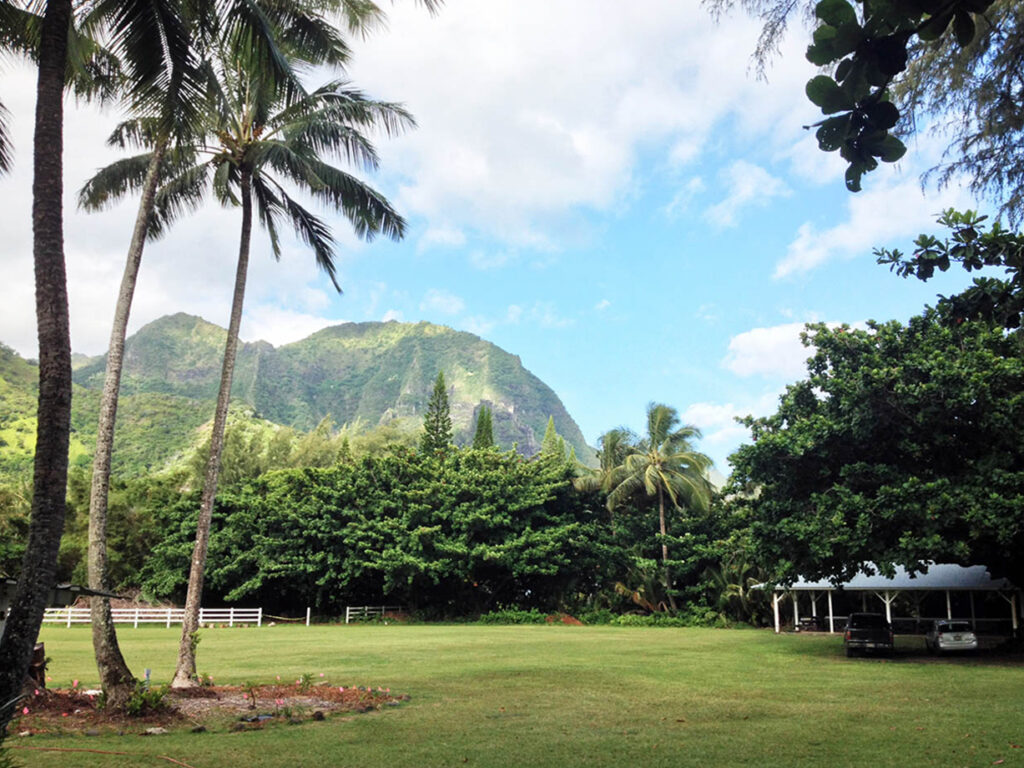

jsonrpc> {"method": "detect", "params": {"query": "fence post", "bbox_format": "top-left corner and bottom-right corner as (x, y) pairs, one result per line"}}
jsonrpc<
(257, 608), (263, 628)
(66, 607), (72, 628)
(166, 608), (172, 629)
(345, 606), (350, 625)
(229, 607), (235, 628)
(134, 608), (139, 629)
(306, 607), (311, 627)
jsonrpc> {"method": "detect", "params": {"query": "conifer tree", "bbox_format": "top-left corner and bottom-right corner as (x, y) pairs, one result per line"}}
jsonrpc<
(540, 416), (564, 458)
(472, 405), (494, 449)
(420, 372), (453, 455)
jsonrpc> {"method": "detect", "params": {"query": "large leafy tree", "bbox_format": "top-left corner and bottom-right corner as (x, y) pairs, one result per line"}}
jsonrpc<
(156, 67), (410, 687)
(731, 312), (1024, 587)
(76, 0), (371, 708)
(143, 447), (621, 617)
(606, 404), (714, 611)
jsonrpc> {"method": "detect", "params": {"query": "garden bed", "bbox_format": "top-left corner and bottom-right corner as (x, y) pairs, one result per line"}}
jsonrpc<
(11, 680), (407, 736)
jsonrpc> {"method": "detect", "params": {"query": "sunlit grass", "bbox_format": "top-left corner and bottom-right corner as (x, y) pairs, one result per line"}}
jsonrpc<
(10, 625), (1024, 767)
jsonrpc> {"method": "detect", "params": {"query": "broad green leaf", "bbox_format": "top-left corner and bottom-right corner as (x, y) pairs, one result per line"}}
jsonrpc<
(815, 115), (852, 152)
(876, 134), (907, 162)
(806, 42), (835, 66)
(952, 10), (976, 46)
(864, 101), (900, 130)
(806, 75), (854, 114)
(918, 11), (953, 41)
(815, 0), (857, 27)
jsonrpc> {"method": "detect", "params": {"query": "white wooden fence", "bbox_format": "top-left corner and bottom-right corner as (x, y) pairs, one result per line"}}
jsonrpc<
(42, 606), (262, 628)
(345, 605), (402, 624)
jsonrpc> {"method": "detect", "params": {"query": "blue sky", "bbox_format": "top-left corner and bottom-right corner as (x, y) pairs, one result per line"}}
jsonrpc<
(0, 0), (984, 473)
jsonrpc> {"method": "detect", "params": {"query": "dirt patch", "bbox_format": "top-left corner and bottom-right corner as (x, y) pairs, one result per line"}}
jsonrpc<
(545, 613), (583, 626)
(11, 682), (408, 736)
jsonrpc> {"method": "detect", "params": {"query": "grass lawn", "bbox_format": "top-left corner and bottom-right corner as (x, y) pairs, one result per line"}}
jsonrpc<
(7, 625), (1024, 767)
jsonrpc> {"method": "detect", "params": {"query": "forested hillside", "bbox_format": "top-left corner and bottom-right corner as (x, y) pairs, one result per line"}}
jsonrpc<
(1, 315), (593, 482)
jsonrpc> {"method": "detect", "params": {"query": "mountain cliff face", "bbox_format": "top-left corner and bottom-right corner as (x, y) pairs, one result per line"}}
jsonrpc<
(70, 313), (593, 462)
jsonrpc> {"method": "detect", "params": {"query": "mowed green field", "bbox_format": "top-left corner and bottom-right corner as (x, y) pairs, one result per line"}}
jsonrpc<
(8, 625), (1024, 767)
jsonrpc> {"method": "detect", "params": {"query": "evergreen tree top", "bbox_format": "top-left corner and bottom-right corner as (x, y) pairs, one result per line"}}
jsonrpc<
(420, 371), (453, 455)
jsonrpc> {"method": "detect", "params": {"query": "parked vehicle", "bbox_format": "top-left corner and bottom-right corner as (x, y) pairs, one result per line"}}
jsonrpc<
(843, 612), (894, 657)
(925, 620), (978, 654)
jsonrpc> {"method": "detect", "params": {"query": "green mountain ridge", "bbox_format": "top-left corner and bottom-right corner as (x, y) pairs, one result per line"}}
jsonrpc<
(4, 315), (593, 480)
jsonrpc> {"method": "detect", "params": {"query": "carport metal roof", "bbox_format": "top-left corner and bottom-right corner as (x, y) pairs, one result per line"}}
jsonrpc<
(783, 563), (1015, 592)
(766, 563), (1020, 634)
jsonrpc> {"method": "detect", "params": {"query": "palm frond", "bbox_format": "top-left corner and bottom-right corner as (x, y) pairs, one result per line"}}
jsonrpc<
(212, 158), (240, 206)
(91, 0), (203, 133)
(149, 158), (212, 237)
(0, 2), (40, 58)
(266, 177), (341, 291)
(219, 0), (297, 103)
(106, 117), (163, 149)
(251, 173), (284, 258)
(307, 161), (406, 241)
(0, 100), (11, 174)
(78, 153), (159, 210)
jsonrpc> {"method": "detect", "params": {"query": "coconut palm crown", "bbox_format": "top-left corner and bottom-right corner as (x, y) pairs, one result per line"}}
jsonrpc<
(605, 403), (714, 611)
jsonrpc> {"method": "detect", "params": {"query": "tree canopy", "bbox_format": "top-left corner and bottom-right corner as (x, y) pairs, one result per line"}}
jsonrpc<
(730, 312), (1024, 587)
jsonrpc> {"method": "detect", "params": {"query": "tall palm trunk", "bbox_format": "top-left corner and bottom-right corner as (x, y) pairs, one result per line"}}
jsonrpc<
(658, 486), (677, 612)
(172, 168), (253, 688)
(88, 138), (168, 708)
(0, 0), (73, 739)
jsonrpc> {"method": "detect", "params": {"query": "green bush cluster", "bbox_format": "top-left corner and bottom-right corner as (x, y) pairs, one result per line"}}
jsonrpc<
(477, 608), (550, 624)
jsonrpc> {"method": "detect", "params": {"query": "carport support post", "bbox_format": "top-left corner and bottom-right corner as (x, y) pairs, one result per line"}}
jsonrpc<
(946, 590), (952, 620)
(874, 590), (894, 623)
(827, 590), (835, 634)
(773, 592), (781, 634)
(969, 592), (976, 629)
(792, 592), (800, 630)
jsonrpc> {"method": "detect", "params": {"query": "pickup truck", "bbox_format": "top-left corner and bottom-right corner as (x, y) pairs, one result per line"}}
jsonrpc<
(843, 612), (894, 657)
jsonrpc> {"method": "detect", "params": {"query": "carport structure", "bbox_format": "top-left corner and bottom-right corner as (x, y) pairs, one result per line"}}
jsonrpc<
(770, 563), (1021, 634)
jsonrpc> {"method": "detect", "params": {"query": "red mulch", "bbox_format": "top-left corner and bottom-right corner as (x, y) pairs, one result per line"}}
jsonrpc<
(10, 682), (407, 736)
(545, 613), (583, 625)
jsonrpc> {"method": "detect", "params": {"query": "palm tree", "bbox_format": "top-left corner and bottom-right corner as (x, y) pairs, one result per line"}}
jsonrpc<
(606, 404), (714, 612)
(0, 0), (195, 737)
(76, 0), (373, 710)
(574, 427), (634, 496)
(156, 69), (411, 686)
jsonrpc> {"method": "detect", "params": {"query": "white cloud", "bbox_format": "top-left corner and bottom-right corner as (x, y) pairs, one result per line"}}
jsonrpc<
(774, 170), (973, 279)
(241, 306), (345, 346)
(703, 160), (790, 228)
(382, 309), (405, 322)
(348, 0), (816, 248)
(778, 132), (847, 186)
(506, 305), (523, 324)
(530, 302), (574, 329)
(463, 315), (496, 336)
(722, 322), (813, 379)
(420, 289), (465, 315)
(594, 299), (611, 311)
(469, 249), (514, 270)
(417, 226), (466, 252)
(681, 391), (783, 469)
(663, 177), (705, 219)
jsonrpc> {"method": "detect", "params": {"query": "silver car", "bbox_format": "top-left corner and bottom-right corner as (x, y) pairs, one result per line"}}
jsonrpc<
(925, 620), (978, 653)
